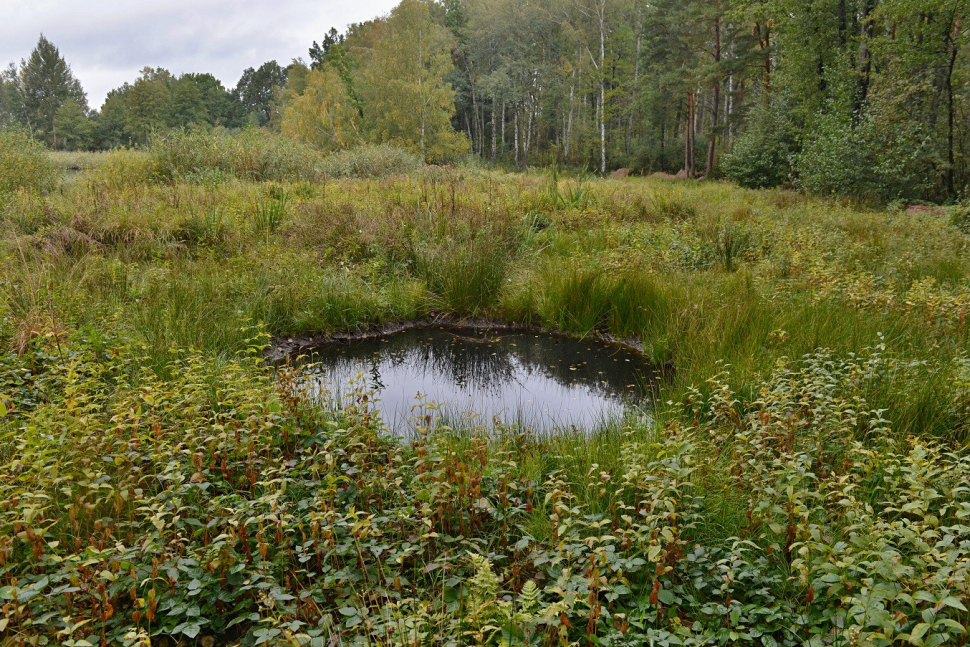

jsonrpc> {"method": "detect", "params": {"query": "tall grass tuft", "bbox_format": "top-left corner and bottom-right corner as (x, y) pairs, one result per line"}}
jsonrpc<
(250, 186), (289, 234)
(700, 216), (752, 271)
(547, 166), (593, 210)
(527, 262), (669, 339)
(414, 234), (510, 315)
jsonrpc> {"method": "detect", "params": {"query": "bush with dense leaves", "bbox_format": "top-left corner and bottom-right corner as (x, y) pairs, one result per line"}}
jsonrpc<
(149, 128), (322, 183)
(0, 129), (58, 194)
(796, 107), (937, 202)
(317, 143), (423, 179)
(721, 101), (795, 189)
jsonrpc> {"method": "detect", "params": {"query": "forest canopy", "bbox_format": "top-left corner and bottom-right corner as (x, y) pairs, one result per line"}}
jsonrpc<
(0, 0), (967, 201)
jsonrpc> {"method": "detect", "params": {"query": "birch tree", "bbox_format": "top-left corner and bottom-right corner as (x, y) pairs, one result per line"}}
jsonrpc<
(358, 0), (469, 162)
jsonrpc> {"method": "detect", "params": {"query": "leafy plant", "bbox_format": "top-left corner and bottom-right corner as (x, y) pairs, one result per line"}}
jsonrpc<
(721, 99), (795, 189)
(0, 128), (58, 194)
(318, 143), (423, 179)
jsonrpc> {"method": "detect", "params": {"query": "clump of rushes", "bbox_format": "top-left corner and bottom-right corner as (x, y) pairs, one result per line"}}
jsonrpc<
(413, 232), (510, 315)
(250, 185), (289, 234)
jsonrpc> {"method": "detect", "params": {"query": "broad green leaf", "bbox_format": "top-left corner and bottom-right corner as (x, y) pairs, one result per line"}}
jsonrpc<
(910, 622), (932, 645)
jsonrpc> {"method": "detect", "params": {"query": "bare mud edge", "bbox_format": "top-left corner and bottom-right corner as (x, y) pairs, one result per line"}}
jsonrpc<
(265, 314), (647, 363)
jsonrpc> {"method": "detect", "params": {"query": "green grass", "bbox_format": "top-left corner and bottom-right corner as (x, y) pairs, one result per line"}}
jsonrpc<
(413, 232), (511, 315)
(2, 151), (970, 644)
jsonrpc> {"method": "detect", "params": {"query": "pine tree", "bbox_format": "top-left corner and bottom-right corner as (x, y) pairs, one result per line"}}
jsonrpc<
(17, 35), (87, 147)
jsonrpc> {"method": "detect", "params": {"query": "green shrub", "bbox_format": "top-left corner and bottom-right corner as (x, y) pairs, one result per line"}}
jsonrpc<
(948, 199), (970, 233)
(149, 128), (321, 183)
(796, 112), (876, 198)
(721, 100), (795, 189)
(796, 109), (936, 202)
(318, 143), (423, 179)
(0, 129), (58, 194)
(82, 148), (153, 190)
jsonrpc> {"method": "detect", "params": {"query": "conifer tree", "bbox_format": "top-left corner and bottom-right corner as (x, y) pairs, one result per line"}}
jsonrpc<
(17, 35), (87, 147)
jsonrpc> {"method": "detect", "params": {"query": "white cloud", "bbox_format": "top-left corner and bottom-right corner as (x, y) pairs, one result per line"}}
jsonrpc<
(0, 0), (399, 109)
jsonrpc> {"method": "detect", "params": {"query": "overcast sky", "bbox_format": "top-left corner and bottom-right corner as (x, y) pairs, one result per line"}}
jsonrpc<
(0, 0), (400, 110)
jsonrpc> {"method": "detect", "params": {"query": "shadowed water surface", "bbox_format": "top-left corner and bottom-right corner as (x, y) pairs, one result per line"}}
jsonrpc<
(297, 327), (655, 435)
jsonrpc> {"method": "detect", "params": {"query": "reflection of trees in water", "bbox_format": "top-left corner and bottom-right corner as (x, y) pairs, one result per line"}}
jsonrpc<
(305, 328), (656, 402)
(314, 329), (518, 393)
(413, 331), (520, 392)
(506, 333), (655, 401)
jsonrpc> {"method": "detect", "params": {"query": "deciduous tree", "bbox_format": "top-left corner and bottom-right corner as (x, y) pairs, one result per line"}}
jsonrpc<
(53, 98), (94, 150)
(281, 65), (362, 150)
(358, 0), (469, 162)
(234, 61), (287, 126)
(125, 68), (172, 145)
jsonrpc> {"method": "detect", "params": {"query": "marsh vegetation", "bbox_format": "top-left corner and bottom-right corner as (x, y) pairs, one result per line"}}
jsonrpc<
(1, 127), (970, 645)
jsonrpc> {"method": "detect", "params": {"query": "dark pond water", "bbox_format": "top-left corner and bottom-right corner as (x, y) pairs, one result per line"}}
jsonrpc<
(297, 327), (656, 435)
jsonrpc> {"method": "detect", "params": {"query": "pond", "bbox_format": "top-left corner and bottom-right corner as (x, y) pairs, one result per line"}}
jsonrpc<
(296, 326), (657, 435)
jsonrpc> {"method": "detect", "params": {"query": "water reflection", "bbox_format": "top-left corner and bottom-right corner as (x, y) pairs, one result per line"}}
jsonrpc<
(297, 327), (656, 435)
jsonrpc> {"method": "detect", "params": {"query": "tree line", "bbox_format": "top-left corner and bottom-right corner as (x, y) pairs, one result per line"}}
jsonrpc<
(1, 0), (967, 201)
(0, 36), (289, 150)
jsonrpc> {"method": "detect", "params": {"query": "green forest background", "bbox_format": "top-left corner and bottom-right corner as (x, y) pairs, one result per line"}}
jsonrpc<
(1, 0), (968, 202)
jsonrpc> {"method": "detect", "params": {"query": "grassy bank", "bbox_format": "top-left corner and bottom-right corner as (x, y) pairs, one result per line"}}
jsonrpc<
(1, 142), (970, 645)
